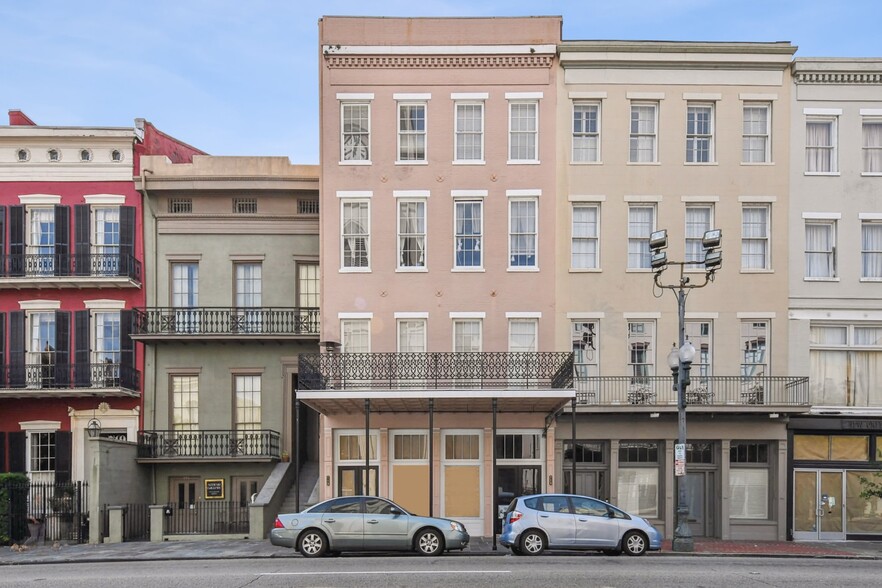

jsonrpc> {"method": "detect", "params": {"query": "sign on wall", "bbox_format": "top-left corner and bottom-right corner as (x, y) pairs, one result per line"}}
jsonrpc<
(204, 478), (225, 500)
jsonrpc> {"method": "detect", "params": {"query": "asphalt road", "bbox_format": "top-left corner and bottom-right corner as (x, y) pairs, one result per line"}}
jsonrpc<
(2, 554), (878, 588)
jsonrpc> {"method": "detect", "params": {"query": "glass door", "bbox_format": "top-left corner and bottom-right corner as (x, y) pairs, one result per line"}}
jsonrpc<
(793, 469), (845, 540)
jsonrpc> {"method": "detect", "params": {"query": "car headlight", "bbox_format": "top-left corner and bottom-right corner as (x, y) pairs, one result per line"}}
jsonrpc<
(449, 521), (465, 533)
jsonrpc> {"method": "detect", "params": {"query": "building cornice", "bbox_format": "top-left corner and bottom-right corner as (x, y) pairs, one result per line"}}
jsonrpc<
(792, 59), (882, 84)
(325, 54), (554, 70)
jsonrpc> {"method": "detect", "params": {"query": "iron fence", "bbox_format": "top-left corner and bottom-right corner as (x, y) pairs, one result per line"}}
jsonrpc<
(99, 503), (150, 542)
(132, 307), (320, 336)
(164, 501), (249, 535)
(1, 481), (88, 545)
(137, 429), (280, 459)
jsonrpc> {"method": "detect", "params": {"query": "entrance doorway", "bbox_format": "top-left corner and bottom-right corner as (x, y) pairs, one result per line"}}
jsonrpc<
(563, 470), (605, 500)
(682, 471), (715, 537)
(793, 469), (845, 540)
(337, 466), (378, 497)
(495, 465), (541, 532)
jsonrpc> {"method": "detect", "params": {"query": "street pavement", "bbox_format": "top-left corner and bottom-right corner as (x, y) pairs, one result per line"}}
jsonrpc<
(2, 536), (881, 566)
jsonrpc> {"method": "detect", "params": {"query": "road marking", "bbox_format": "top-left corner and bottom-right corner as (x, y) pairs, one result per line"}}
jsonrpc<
(261, 570), (510, 576)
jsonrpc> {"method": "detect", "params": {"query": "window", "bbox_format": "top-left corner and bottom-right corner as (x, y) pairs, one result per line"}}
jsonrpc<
(496, 434), (541, 459)
(805, 221), (836, 279)
(685, 205), (712, 265)
(111, 149), (123, 162)
(93, 311), (121, 385)
(454, 319), (482, 352)
(729, 442), (770, 519)
(338, 432), (378, 460)
(93, 206), (120, 275)
(862, 221), (882, 279)
(572, 102), (600, 162)
(235, 263), (262, 331)
(629, 103), (657, 163)
(686, 103), (714, 163)
(627, 205), (655, 269)
(572, 320), (599, 378)
(444, 434), (480, 460)
(341, 102), (370, 162)
(342, 319), (370, 353)
(864, 119), (882, 173)
(168, 198), (192, 214)
(171, 262), (199, 332)
(298, 263), (320, 307)
(172, 375), (199, 432)
(79, 149), (92, 162)
(298, 199), (319, 215)
(571, 205), (599, 270)
(454, 200), (482, 269)
(47, 148), (60, 162)
(617, 441), (659, 518)
(342, 200), (370, 269)
(455, 102), (484, 162)
(628, 321), (655, 378)
(29, 432), (55, 472)
(509, 319), (538, 352)
(509, 101), (538, 162)
(393, 433), (428, 460)
(234, 198), (257, 214)
(741, 205), (770, 270)
(741, 320), (768, 377)
(398, 102), (426, 162)
(17, 148), (29, 162)
(809, 324), (882, 406)
(806, 117), (837, 173)
(509, 199), (537, 269)
(398, 200), (426, 269)
(28, 312), (56, 387)
(397, 319), (426, 352)
(234, 375), (261, 432)
(685, 321), (712, 379)
(27, 207), (55, 274)
(743, 103), (771, 163)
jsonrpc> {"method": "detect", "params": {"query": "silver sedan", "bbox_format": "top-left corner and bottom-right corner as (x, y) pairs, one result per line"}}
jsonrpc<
(270, 495), (470, 557)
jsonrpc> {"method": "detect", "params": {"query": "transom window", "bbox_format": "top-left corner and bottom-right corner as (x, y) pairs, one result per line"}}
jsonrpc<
(806, 117), (837, 173)
(509, 101), (538, 161)
(495, 434), (541, 459)
(393, 433), (428, 460)
(341, 103), (370, 162)
(572, 102), (600, 163)
(743, 103), (771, 163)
(444, 434), (480, 460)
(686, 103), (714, 163)
(338, 433), (378, 461)
(398, 103), (426, 162)
(629, 103), (658, 163)
(571, 204), (599, 270)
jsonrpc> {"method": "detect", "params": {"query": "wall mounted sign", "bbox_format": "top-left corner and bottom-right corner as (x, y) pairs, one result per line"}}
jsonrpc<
(205, 478), (225, 500)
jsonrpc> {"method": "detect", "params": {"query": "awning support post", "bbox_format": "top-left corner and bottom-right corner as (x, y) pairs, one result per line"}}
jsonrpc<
(428, 398), (435, 517)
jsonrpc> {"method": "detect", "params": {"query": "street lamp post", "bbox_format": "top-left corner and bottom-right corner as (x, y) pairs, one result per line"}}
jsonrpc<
(649, 228), (722, 553)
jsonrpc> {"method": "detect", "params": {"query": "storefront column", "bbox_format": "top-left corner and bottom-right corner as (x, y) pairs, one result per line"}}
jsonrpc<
(777, 439), (788, 541)
(571, 398), (577, 494)
(428, 399), (434, 517)
(364, 399), (371, 495)
(609, 440), (620, 505)
(294, 393), (300, 512)
(492, 398), (498, 551)
(665, 439), (675, 540)
(720, 439), (730, 539)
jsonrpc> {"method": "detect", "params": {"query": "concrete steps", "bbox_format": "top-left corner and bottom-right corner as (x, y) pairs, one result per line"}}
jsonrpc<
(279, 461), (319, 514)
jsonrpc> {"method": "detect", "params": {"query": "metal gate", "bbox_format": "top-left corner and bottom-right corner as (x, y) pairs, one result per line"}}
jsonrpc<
(1, 481), (89, 545)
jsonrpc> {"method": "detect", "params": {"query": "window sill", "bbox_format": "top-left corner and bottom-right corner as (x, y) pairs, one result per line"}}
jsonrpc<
(860, 277), (882, 282)
(507, 267), (540, 272)
(339, 267), (371, 273)
(740, 269), (774, 274)
(804, 277), (840, 282)
(861, 172), (882, 177)
(395, 160), (428, 166)
(625, 268), (653, 273)
(507, 160), (540, 165)
(570, 268), (602, 273)
(451, 267), (485, 273)
(570, 161), (603, 166)
(452, 160), (486, 166)
(684, 162), (719, 166)
(740, 162), (774, 166)
(804, 172), (840, 176)
(396, 267), (428, 273)
(339, 160), (372, 166)
(626, 161), (660, 166)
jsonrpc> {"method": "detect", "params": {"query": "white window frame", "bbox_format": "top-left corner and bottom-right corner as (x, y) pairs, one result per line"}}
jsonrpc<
(508, 318), (538, 353)
(508, 100), (539, 163)
(397, 318), (427, 353)
(629, 102), (658, 163)
(390, 430), (429, 463)
(453, 319), (482, 352)
(397, 199), (427, 271)
(171, 374), (199, 433)
(572, 101), (601, 163)
(742, 102), (771, 164)
(335, 429), (380, 464)
(627, 320), (655, 378)
(508, 198), (538, 271)
(454, 102), (484, 163)
(686, 103), (714, 163)
(685, 205), (713, 267)
(340, 101), (371, 164)
(685, 320), (712, 379)
(453, 199), (483, 271)
(805, 116), (838, 174)
(627, 205), (656, 270)
(861, 220), (882, 281)
(397, 101), (427, 163)
(341, 199), (370, 272)
(571, 204), (599, 270)
(804, 220), (837, 280)
(741, 204), (771, 271)
(740, 320), (769, 378)
(341, 319), (371, 353)
(234, 374), (262, 432)
(863, 117), (882, 175)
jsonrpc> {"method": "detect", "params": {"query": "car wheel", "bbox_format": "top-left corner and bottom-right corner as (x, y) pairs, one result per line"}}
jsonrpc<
(622, 531), (647, 556)
(415, 528), (444, 556)
(519, 530), (546, 556)
(298, 529), (328, 558)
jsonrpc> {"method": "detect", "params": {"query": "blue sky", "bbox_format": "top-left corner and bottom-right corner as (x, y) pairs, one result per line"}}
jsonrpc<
(1, 1), (879, 163)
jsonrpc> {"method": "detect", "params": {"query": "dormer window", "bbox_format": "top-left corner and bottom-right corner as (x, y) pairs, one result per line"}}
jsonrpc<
(80, 149), (92, 162)
(47, 148), (60, 162)
(16, 148), (30, 162)
(111, 150), (123, 162)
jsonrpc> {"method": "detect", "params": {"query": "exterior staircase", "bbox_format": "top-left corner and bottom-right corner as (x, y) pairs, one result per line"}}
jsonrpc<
(279, 461), (319, 514)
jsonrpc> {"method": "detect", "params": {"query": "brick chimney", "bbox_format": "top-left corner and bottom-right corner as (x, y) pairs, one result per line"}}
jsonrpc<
(8, 110), (37, 126)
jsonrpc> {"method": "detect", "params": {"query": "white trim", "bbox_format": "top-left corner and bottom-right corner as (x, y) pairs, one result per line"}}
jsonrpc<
(19, 300), (61, 310)
(683, 92), (721, 101)
(802, 212), (842, 220)
(393, 93), (431, 100)
(393, 190), (430, 198)
(627, 92), (665, 100)
(83, 194), (126, 205)
(736, 312), (777, 319)
(859, 213), (882, 220)
(229, 254), (266, 262)
(623, 312), (661, 319)
(336, 93), (374, 101)
(83, 299), (126, 310)
(18, 194), (61, 205)
(327, 44), (556, 55)
(506, 189), (541, 197)
(804, 108), (842, 116)
(738, 195), (777, 203)
(569, 91), (607, 99)
(394, 312), (429, 319)
(300, 389), (574, 401)
(860, 109), (882, 116)
(449, 312), (486, 319)
(681, 195), (720, 202)
(685, 312), (720, 319)
(624, 195), (663, 203)
(451, 189), (487, 198)
(338, 312), (373, 319)
(566, 312), (606, 319)
(505, 92), (543, 100)
(505, 312), (542, 319)
(165, 253), (202, 261)
(740, 93), (778, 101)
(19, 420), (61, 432)
(568, 194), (606, 202)
(451, 92), (488, 100)
(336, 190), (373, 198)
(789, 309), (882, 321)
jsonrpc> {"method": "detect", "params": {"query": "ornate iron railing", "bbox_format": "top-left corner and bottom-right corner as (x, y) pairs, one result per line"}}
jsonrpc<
(298, 352), (574, 390)
(0, 253), (141, 281)
(0, 362), (139, 391)
(132, 307), (319, 337)
(137, 429), (280, 459)
(574, 374), (810, 407)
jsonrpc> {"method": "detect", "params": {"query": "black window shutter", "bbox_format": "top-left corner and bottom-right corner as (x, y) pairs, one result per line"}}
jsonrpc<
(0, 205), (6, 276)
(9, 206), (24, 277)
(120, 309), (136, 390)
(74, 204), (90, 276)
(120, 206), (136, 279)
(55, 311), (71, 386)
(54, 205), (70, 276)
(9, 431), (26, 473)
(74, 310), (90, 386)
(9, 311), (25, 387)
(55, 431), (72, 483)
(0, 312), (5, 386)
(0, 432), (6, 472)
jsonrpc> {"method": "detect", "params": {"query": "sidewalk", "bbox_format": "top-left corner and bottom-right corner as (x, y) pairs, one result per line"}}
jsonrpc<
(2, 536), (880, 566)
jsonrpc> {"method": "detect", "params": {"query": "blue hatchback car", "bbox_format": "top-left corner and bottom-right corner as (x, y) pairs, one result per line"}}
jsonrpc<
(500, 493), (662, 556)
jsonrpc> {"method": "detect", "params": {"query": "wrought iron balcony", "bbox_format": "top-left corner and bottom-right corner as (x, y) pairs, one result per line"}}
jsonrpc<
(298, 352), (574, 390)
(0, 362), (140, 397)
(0, 253), (142, 287)
(574, 374), (810, 410)
(131, 307), (320, 340)
(137, 429), (281, 460)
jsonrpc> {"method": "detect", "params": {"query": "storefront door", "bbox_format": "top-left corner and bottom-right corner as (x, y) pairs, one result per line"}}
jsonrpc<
(337, 466), (378, 497)
(793, 470), (845, 540)
(683, 471), (715, 537)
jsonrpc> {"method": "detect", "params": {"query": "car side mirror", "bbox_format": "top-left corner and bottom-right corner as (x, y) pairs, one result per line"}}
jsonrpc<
(389, 507), (401, 515)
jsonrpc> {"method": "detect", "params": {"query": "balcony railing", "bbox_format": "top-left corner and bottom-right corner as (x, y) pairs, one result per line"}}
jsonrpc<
(574, 375), (810, 407)
(298, 352), (575, 390)
(0, 362), (139, 391)
(0, 253), (141, 281)
(137, 429), (281, 459)
(132, 307), (319, 338)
